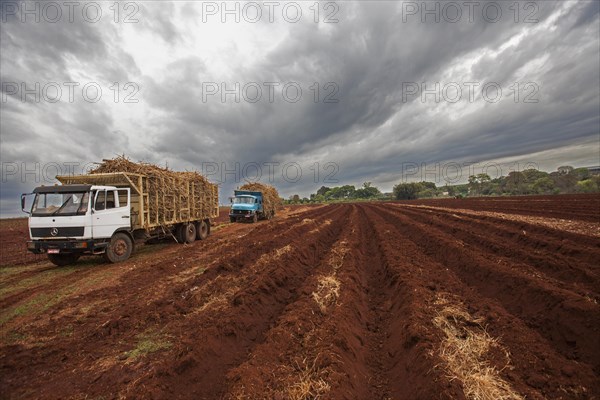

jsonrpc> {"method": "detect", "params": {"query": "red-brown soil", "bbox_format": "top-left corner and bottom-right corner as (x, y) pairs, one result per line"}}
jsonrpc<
(409, 193), (600, 222)
(1, 195), (599, 399)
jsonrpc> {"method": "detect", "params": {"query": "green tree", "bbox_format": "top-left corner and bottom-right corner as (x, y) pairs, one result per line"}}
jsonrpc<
(532, 177), (555, 194)
(468, 173), (491, 196)
(355, 182), (381, 199)
(522, 169), (548, 183)
(572, 168), (591, 181)
(393, 182), (421, 200)
(316, 186), (331, 196)
(551, 173), (578, 193)
(503, 171), (527, 195)
(416, 188), (436, 198)
(576, 177), (600, 193)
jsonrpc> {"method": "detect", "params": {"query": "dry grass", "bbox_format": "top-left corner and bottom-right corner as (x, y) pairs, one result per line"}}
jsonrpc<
(124, 331), (172, 360)
(253, 244), (293, 273)
(194, 283), (241, 314)
(312, 275), (341, 313)
(328, 240), (348, 271)
(432, 295), (524, 400)
(286, 357), (331, 400)
(308, 219), (332, 234)
(311, 240), (348, 313)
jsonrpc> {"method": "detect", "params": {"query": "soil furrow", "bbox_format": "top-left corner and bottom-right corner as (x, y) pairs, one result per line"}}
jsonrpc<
(370, 204), (600, 371)
(396, 205), (600, 296)
(363, 204), (600, 399)
(119, 205), (351, 399)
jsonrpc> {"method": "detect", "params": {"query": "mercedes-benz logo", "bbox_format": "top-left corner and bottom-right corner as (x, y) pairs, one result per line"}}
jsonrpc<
(50, 228), (59, 237)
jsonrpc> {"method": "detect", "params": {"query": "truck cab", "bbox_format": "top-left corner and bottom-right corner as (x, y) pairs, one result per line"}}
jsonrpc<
(22, 184), (132, 265)
(229, 190), (263, 223)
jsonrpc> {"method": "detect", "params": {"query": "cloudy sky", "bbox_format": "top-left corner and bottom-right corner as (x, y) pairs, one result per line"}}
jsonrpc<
(1, 0), (599, 215)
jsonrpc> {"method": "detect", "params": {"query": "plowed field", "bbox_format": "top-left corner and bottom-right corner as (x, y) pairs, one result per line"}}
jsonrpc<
(1, 195), (599, 399)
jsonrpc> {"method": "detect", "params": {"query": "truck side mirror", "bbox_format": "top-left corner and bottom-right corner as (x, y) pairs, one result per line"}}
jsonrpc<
(21, 194), (31, 214)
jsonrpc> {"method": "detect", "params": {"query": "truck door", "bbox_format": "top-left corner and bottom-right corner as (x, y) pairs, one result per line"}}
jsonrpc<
(92, 189), (131, 238)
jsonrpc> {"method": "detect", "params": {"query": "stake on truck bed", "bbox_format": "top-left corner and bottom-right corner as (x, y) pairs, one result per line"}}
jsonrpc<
(21, 172), (219, 266)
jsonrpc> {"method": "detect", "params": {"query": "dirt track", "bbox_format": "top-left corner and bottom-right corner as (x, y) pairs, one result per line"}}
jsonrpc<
(1, 196), (599, 399)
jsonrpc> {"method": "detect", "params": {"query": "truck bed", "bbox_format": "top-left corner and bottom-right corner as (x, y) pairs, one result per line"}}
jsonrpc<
(57, 172), (219, 230)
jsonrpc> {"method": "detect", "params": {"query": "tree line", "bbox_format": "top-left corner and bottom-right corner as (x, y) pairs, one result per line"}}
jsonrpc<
(282, 166), (599, 203)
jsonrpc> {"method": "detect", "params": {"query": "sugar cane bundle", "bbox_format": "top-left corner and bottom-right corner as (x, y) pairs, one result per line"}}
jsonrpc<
(90, 156), (216, 223)
(239, 182), (281, 213)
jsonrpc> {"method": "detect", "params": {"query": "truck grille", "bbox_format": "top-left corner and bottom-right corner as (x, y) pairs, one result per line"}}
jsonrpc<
(232, 210), (250, 215)
(30, 227), (85, 237)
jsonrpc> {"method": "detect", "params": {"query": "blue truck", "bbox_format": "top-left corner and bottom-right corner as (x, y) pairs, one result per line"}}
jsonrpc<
(229, 190), (275, 223)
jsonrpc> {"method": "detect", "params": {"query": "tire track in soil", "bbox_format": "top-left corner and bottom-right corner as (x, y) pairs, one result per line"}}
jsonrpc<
(0, 205), (344, 399)
(395, 205), (600, 297)
(362, 204), (600, 399)
(369, 204), (600, 373)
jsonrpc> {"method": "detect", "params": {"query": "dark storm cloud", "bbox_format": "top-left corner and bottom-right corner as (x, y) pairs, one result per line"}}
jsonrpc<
(0, 3), (138, 83)
(1, 0), (599, 213)
(140, 1), (598, 173)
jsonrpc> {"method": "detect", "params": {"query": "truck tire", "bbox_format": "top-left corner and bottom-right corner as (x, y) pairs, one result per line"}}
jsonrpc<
(103, 233), (133, 263)
(47, 253), (80, 267)
(178, 223), (196, 244)
(196, 220), (209, 240)
(252, 214), (258, 223)
(230, 217), (236, 223)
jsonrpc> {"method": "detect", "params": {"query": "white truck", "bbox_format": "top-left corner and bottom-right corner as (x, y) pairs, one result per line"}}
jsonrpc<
(21, 172), (219, 266)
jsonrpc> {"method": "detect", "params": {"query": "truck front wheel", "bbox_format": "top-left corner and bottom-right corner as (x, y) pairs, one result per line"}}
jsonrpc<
(48, 253), (80, 267)
(103, 233), (133, 263)
(252, 214), (258, 223)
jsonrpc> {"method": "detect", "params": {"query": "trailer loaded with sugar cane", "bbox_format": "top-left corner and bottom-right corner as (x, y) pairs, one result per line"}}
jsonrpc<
(229, 182), (280, 223)
(21, 156), (219, 266)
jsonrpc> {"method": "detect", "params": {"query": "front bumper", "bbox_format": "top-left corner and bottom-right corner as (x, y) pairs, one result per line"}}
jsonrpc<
(229, 211), (255, 221)
(27, 239), (107, 254)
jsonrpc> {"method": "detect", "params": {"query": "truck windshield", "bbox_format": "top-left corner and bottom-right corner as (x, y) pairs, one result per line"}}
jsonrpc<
(32, 192), (89, 216)
(233, 197), (255, 204)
